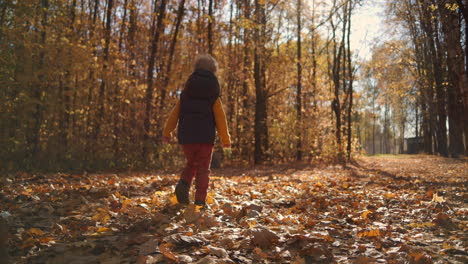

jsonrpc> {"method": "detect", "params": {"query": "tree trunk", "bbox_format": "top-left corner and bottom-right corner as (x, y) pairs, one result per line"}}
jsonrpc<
(438, 1), (466, 157)
(400, 120), (405, 154)
(330, 4), (344, 161)
(31, 0), (49, 159)
(197, 0), (205, 52)
(118, 0), (129, 51)
(143, 0), (167, 162)
(309, 0), (318, 157)
(0, 2), (7, 29)
(84, 0), (100, 162)
(456, 0), (468, 116)
(207, 0), (214, 55)
(253, 0), (268, 164)
(296, 0), (302, 161)
(384, 100), (388, 154)
(240, 0), (252, 160)
(310, 0), (318, 116)
(419, 1), (447, 156)
(415, 101), (419, 138)
(227, 0), (235, 134)
(346, 0), (354, 160)
(58, 0), (76, 159)
(372, 113), (376, 155)
(155, 0), (186, 154)
(94, 0), (114, 154)
(159, 0), (186, 114)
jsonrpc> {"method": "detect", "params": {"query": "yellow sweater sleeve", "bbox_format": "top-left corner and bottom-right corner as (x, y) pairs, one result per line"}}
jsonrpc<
(213, 98), (231, 145)
(162, 100), (180, 138)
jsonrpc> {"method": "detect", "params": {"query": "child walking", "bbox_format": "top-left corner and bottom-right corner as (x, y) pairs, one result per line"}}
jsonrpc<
(162, 54), (231, 206)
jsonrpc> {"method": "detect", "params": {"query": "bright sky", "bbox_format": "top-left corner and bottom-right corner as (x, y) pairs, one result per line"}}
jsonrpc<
(350, 0), (388, 61)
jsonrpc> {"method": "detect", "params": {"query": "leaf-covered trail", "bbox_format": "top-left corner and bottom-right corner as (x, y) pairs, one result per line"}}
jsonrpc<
(1, 155), (466, 263)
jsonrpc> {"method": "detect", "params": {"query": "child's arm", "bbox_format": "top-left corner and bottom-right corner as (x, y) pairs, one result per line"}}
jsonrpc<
(162, 100), (181, 142)
(213, 98), (231, 147)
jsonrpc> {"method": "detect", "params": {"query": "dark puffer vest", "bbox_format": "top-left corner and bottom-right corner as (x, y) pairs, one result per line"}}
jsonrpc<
(177, 69), (220, 144)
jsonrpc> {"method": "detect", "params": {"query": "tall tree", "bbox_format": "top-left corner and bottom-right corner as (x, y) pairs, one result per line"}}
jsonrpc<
(329, 0), (345, 161)
(31, 0), (49, 158)
(296, 0), (303, 161)
(345, 0), (354, 160)
(208, 0), (214, 54)
(420, 0), (448, 156)
(143, 0), (167, 162)
(159, 0), (186, 114)
(239, 0), (253, 159)
(94, 0), (114, 153)
(437, 0), (467, 157)
(253, 0), (268, 164)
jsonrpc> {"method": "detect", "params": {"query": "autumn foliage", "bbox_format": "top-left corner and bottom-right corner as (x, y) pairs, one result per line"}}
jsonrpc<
(1, 0), (361, 171)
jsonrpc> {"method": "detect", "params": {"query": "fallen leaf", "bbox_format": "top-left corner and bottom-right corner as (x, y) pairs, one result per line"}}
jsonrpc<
(221, 203), (238, 218)
(357, 229), (381, 238)
(170, 195), (178, 205)
(136, 255), (164, 264)
(253, 247), (269, 259)
(425, 189), (434, 199)
(177, 255), (193, 262)
(207, 245), (228, 258)
(292, 256), (306, 264)
(431, 193), (445, 204)
(97, 227), (111, 233)
(138, 238), (159, 256)
(159, 243), (178, 262)
(28, 228), (46, 236)
(433, 213), (457, 230)
(362, 211), (372, 219)
(165, 234), (207, 247)
(206, 192), (215, 204)
(408, 252), (433, 264)
(19, 237), (37, 249)
(407, 222), (435, 228)
(92, 209), (110, 224)
(183, 204), (201, 224)
(195, 256), (217, 264)
(196, 215), (219, 230)
(39, 237), (54, 243)
(251, 227), (279, 248)
(353, 256), (375, 264)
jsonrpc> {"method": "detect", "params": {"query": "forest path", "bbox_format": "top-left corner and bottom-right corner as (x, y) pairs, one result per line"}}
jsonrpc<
(1, 155), (466, 263)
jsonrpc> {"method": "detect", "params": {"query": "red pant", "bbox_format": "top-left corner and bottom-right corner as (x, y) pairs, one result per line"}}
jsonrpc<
(180, 143), (214, 202)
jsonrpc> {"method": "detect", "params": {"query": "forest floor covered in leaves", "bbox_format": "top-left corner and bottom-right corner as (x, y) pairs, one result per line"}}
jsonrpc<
(1, 155), (467, 264)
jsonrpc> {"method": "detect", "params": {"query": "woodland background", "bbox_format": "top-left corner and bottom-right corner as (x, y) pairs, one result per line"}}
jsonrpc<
(0, 0), (467, 171)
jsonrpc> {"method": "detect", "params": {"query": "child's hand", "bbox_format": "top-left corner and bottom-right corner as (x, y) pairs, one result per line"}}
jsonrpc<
(162, 136), (172, 144)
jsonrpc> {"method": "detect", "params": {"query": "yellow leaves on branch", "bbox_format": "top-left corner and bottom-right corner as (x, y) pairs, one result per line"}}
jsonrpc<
(445, 3), (459, 11)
